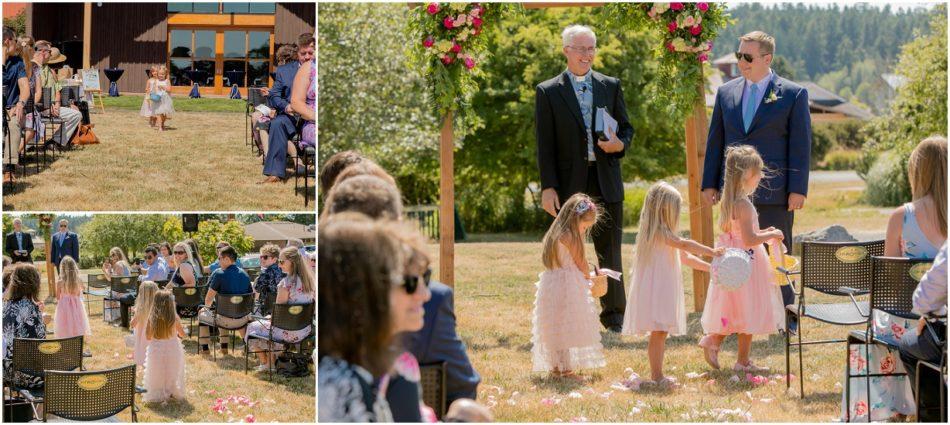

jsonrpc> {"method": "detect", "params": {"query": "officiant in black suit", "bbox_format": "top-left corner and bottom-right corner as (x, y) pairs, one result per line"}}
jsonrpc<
(535, 24), (634, 332)
(5, 218), (34, 264)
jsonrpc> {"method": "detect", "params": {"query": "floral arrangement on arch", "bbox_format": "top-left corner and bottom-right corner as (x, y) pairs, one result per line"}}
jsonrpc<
(407, 2), (514, 130)
(647, 2), (720, 63)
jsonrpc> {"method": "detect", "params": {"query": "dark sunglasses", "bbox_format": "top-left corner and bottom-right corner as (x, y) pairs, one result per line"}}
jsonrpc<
(735, 51), (768, 63)
(260, 255), (271, 260)
(173, 250), (186, 255)
(144, 255), (154, 260)
(402, 268), (432, 294)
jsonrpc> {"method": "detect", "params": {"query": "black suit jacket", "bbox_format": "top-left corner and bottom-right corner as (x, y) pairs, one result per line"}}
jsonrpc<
(5, 231), (34, 263)
(536, 70), (634, 204)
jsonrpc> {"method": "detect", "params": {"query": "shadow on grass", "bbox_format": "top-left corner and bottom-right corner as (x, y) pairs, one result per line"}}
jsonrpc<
(143, 397), (196, 419)
(529, 372), (601, 393)
(179, 338), (315, 397)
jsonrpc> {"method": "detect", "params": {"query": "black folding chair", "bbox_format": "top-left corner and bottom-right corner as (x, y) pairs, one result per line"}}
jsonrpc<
(39, 87), (65, 155)
(246, 87), (268, 156)
(777, 240), (884, 398)
(257, 291), (278, 317)
(171, 284), (207, 339)
(245, 302), (314, 380)
(199, 292), (255, 359)
(84, 273), (111, 317)
(43, 365), (138, 422)
(420, 362), (448, 419)
(9, 336), (85, 420)
(915, 313), (947, 422)
(293, 139), (315, 207)
(105, 276), (137, 320)
(844, 256), (933, 422)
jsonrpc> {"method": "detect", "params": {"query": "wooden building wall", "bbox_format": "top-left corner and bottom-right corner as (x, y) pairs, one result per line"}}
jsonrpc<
(90, 3), (168, 93)
(274, 2), (315, 46)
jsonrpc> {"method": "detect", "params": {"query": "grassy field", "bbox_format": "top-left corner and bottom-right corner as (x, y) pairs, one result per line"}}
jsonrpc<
(32, 268), (315, 423)
(100, 95), (246, 113)
(3, 107), (311, 211)
(434, 172), (896, 422)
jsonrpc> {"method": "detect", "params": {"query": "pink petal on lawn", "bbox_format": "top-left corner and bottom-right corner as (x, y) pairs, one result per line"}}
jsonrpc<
(629, 406), (641, 415)
(243, 414), (256, 423)
(568, 391), (583, 399)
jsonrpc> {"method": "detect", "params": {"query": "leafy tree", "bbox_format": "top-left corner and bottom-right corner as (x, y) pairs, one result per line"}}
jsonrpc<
(3, 10), (25, 36)
(162, 218), (254, 266)
(79, 215), (174, 263)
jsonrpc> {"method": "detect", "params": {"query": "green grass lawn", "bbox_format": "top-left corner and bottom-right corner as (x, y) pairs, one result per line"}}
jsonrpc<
(31, 267), (315, 423)
(100, 95), (246, 113)
(431, 172), (896, 422)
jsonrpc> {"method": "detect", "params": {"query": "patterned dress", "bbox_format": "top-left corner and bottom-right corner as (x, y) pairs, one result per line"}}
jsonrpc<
(2, 297), (47, 389)
(300, 59), (315, 148)
(318, 356), (392, 422)
(245, 276), (314, 351)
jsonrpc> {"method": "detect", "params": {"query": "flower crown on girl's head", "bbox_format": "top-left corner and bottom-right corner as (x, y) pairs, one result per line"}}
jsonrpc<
(575, 199), (594, 214)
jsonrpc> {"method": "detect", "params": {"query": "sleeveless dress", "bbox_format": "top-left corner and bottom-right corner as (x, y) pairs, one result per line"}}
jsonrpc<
(139, 79), (175, 117)
(840, 202), (941, 421)
(300, 59), (315, 148)
(54, 290), (91, 338)
(245, 276), (314, 351)
(701, 211), (785, 335)
(168, 262), (200, 317)
(132, 318), (149, 368)
(531, 242), (606, 373)
(622, 239), (687, 335)
(143, 334), (185, 402)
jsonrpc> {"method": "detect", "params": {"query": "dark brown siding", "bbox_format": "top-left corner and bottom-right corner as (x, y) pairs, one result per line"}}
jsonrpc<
(90, 3), (168, 93)
(274, 2), (315, 46)
(26, 3), (85, 71)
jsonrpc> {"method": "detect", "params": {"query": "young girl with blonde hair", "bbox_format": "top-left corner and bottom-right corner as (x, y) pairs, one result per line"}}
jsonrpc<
(129, 281), (159, 367)
(53, 256), (91, 338)
(531, 193), (607, 379)
(699, 145), (786, 372)
(143, 290), (186, 403)
(622, 181), (723, 387)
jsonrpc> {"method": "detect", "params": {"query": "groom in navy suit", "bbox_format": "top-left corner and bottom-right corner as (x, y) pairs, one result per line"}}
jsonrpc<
(701, 31), (811, 333)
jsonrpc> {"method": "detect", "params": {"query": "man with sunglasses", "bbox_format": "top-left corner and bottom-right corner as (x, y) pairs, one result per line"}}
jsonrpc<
(701, 31), (812, 335)
(49, 218), (79, 301)
(535, 24), (634, 333)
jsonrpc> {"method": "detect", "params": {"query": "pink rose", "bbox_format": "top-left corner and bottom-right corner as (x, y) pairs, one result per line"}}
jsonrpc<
(426, 2), (439, 15)
(707, 41), (714, 50)
(441, 55), (454, 65)
(423, 36), (434, 48)
(670, 3), (684, 11)
(880, 353), (896, 374)
(690, 25), (702, 36)
(443, 16), (454, 29)
(666, 42), (676, 53)
(891, 323), (906, 340)
(451, 42), (461, 53)
(854, 401), (868, 416)
(698, 53), (709, 62)
(244, 415), (256, 423)
(697, 2), (709, 12)
(471, 4), (483, 17)
(472, 17), (483, 28)
(667, 21), (678, 33)
(464, 56), (476, 69)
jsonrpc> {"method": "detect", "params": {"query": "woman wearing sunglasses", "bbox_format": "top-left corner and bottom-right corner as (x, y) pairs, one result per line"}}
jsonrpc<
(245, 245), (315, 372)
(166, 242), (199, 318)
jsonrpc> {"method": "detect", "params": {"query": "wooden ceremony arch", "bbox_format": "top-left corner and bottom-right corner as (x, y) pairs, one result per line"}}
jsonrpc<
(416, 2), (716, 312)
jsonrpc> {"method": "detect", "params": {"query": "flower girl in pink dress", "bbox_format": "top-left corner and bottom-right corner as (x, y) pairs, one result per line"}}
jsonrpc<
(531, 193), (607, 380)
(699, 145), (786, 372)
(129, 281), (159, 368)
(143, 290), (186, 403)
(54, 257), (91, 338)
(622, 182), (723, 387)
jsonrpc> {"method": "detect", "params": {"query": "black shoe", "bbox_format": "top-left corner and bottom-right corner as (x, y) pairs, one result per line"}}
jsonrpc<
(787, 317), (798, 336)
(607, 325), (622, 333)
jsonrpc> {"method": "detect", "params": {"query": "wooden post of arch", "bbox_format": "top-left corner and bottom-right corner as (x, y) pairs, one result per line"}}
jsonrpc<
(440, 112), (455, 287)
(684, 65), (714, 311)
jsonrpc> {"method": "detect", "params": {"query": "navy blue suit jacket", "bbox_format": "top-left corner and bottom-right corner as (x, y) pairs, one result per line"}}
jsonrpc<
(406, 281), (480, 405)
(50, 231), (79, 267)
(268, 61), (301, 116)
(701, 73), (812, 205)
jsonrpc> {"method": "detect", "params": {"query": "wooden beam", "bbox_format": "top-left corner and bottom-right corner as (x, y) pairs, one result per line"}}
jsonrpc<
(684, 65), (714, 312)
(82, 2), (91, 69)
(440, 112), (455, 287)
(168, 13), (274, 27)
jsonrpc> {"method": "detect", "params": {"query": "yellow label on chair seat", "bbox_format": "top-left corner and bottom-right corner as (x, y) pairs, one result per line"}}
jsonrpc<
(38, 342), (61, 354)
(909, 262), (933, 282)
(230, 296), (243, 304)
(835, 246), (868, 263)
(77, 375), (108, 391)
(185, 288), (196, 295)
(288, 305), (303, 315)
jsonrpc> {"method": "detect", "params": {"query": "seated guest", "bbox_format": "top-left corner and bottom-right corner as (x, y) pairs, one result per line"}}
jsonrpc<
(159, 241), (175, 269)
(197, 246), (252, 354)
(138, 246), (169, 282)
(318, 214), (404, 422)
(3, 27), (31, 183)
(245, 246), (314, 371)
(289, 48), (315, 151)
(205, 241), (244, 274)
(102, 246), (132, 323)
(260, 32), (314, 184)
(167, 242), (200, 319)
(184, 238), (204, 279)
(319, 150), (366, 196)
(35, 41), (82, 148)
(322, 175), (404, 221)
(253, 243), (285, 315)
(899, 242), (948, 422)
(2, 263), (47, 391)
(251, 44), (296, 154)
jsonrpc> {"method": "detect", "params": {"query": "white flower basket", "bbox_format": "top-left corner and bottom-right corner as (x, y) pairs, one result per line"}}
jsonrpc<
(711, 248), (752, 291)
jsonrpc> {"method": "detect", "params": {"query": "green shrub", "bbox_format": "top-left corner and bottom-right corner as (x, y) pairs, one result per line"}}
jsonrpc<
(864, 152), (910, 207)
(811, 120), (869, 167)
(820, 149), (863, 170)
(622, 186), (649, 228)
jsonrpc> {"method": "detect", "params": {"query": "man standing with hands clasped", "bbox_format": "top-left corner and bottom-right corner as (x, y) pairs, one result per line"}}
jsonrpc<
(5, 218), (34, 264)
(701, 31), (811, 334)
(535, 25), (634, 332)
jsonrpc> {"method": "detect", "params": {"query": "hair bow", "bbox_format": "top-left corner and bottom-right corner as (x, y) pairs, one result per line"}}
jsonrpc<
(575, 200), (592, 214)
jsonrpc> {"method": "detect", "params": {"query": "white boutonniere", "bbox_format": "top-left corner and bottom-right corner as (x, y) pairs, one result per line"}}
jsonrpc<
(764, 91), (781, 104)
